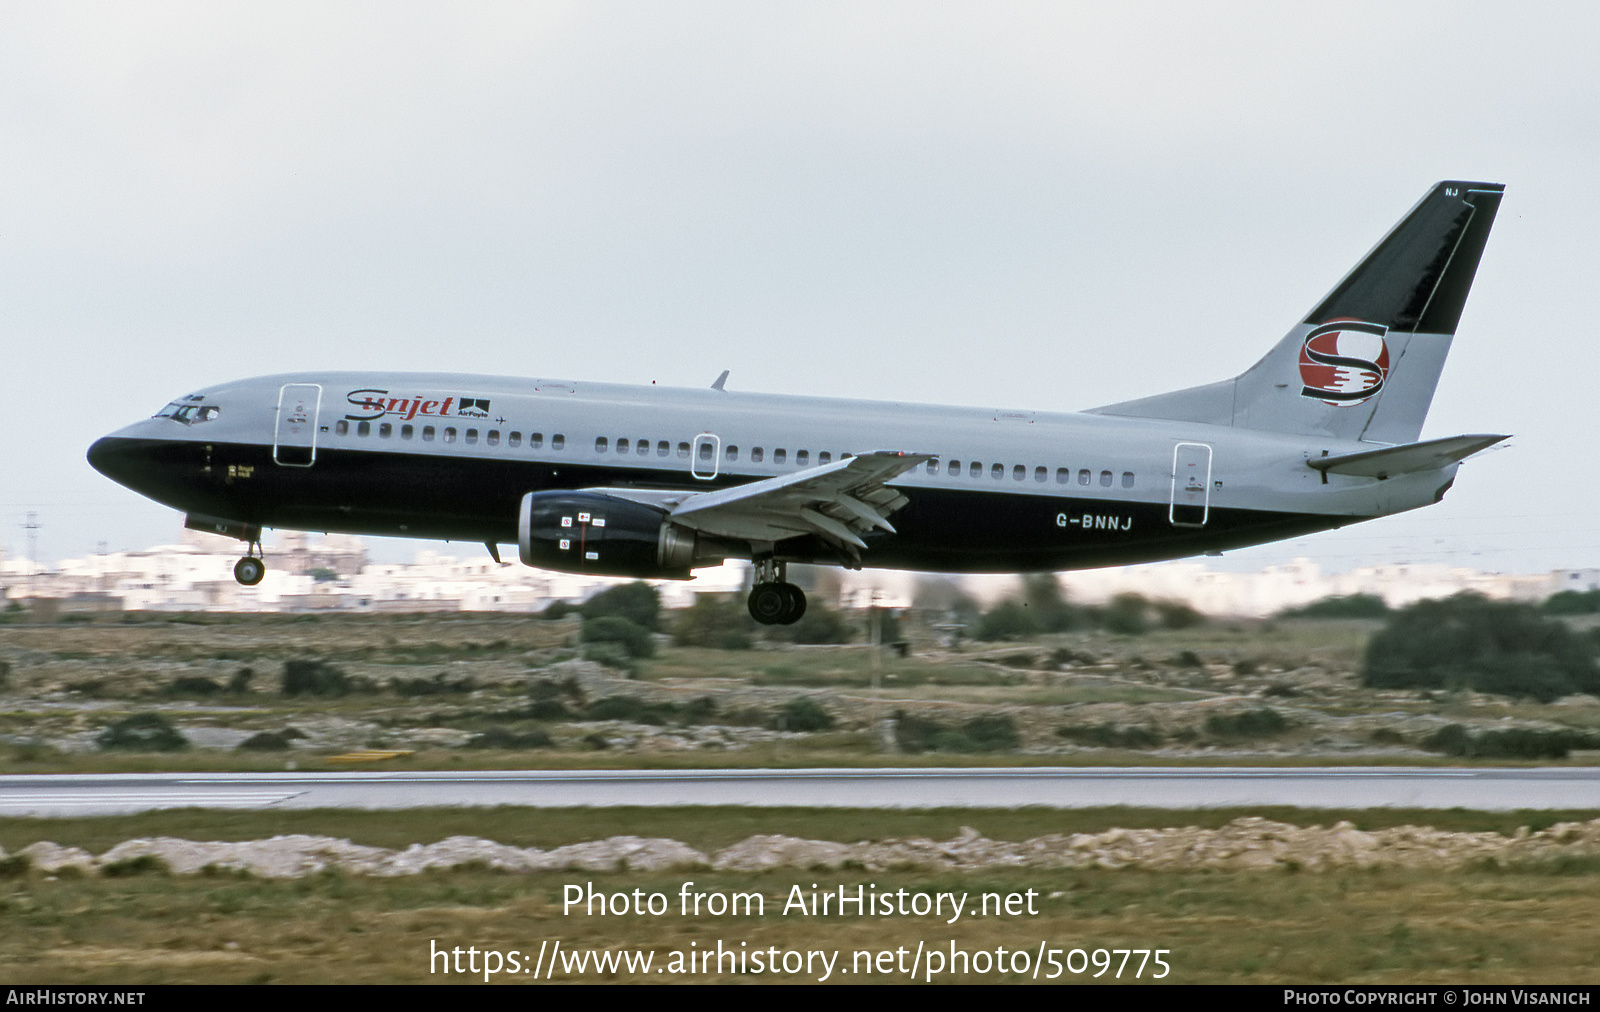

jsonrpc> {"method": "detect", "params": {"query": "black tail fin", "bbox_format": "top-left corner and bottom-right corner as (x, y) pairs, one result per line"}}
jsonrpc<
(1092, 181), (1504, 444)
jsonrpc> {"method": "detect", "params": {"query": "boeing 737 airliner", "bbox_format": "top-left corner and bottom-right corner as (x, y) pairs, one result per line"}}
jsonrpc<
(89, 181), (1507, 624)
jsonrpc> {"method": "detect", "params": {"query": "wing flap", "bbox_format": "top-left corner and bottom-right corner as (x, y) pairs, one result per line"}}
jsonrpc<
(666, 450), (933, 555)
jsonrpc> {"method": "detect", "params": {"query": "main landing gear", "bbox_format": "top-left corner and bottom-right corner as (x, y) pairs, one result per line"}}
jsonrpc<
(233, 536), (266, 587)
(747, 558), (806, 626)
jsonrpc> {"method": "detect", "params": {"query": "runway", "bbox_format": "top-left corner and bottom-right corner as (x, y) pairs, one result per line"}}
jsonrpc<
(1, 767), (1598, 816)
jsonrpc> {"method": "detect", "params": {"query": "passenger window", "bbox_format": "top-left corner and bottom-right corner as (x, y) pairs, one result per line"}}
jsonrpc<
(1100, 470), (1112, 487)
(637, 439), (649, 456)
(796, 450), (809, 466)
(677, 441), (690, 459)
(1035, 466), (1047, 483)
(1078, 469), (1090, 485)
(422, 426), (435, 442)
(402, 424), (414, 440)
(1056, 468), (1069, 484)
(552, 434), (564, 450)
(726, 445), (739, 461)
(509, 432), (521, 448)
(1013, 465), (1025, 481)
(443, 427), (457, 443)
(1122, 471), (1135, 488)
(379, 423), (392, 439)
(925, 459), (937, 474)
(357, 421), (371, 437)
(969, 461), (981, 478)
(465, 429), (478, 445)
(530, 432), (544, 449)
(335, 420), (349, 436)
(752, 447), (764, 462)
(595, 437), (608, 453)
(616, 438), (628, 454)
(699, 442), (713, 461)
(775, 449), (787, 464)
(486, 430), (499, 446)
(657, 440), (669, 457)
(948, 460), (960, 476)
(991, 463), (1003, 479)
(820, 452), (832, 465)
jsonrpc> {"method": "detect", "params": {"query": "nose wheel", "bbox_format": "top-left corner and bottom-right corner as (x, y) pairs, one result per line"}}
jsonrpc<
(747, 556), (806, 625)
(234, 556), (266, 586)
(233, 536), (266, 586)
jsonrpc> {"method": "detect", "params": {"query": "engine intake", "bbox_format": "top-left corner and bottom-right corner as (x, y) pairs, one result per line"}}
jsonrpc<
(518, 491), (726, 579)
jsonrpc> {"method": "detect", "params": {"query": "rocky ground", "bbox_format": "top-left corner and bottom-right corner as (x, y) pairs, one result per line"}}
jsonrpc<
(2, 611), (1599, 764)
(15, 816), (1600, 877)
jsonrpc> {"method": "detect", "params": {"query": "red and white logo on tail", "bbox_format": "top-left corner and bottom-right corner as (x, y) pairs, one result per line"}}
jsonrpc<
(1298, 321), (1390, 406)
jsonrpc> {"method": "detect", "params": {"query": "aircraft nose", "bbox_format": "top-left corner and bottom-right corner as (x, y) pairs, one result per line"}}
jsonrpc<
(87, 435), (150, 491)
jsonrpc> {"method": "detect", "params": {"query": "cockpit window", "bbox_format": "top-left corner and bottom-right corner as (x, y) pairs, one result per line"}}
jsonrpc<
(154, 396), (220, 425)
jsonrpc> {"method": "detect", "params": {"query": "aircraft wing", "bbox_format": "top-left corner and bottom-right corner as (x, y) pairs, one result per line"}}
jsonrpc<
(585, 451), (932, 557)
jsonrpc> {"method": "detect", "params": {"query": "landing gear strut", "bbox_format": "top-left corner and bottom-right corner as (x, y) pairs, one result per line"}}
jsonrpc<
(233, 536), (266, 586)
(747, 557), (806, 625)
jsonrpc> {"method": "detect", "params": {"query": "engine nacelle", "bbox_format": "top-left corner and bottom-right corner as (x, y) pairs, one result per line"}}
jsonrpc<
(518, 491), (726, 579)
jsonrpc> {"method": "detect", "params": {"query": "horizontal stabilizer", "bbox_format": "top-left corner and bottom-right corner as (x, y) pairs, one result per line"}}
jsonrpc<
(1307, 434), (1508, 478)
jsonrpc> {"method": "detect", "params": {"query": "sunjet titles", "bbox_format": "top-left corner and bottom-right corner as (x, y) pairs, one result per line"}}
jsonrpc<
(344, 388), (492, 423)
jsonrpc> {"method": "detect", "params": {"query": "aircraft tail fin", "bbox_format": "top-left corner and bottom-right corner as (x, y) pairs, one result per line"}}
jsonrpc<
(1090, 181), (1504, 444)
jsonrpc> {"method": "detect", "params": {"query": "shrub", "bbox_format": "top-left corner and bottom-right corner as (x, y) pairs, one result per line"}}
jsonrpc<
(974, 601), (1040, 641)
(581, 641), (637, 673)
(529, 677), (585, 705)
(1422, 724), (1600, 759)
(97, 714), (188, 751)
(1543, 589), (1600, 615)
(166, 676), (222, 697)
(1102, 593), (1152, 635)
(767, 603), (855, 645)
(672, 595), (753, 649)
(582, 615), (656, 659)
(1205, 708), (1288, 738)
(1362, 594), (1600, 702)
(100, 855), (170, 877)
(893, 711), (1018, 752)
(582, 582), (661, 631)
(1279, 594), (1390, 619)
(583, 696), (681, 725)
(237, 731), (292, 751)
(542, 600), (577, 620)
(1155, 600), (1206, 629)
(391, 674), (477, 696)
(1021, 574), (1087, 633)
(282, 659), (351, 697)
(773, 697), (835, 732)
(961, 714), (1021, 751)
(526, 699), (574, 720)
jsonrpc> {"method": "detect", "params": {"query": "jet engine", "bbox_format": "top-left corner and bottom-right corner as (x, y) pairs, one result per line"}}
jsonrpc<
(518, 491), (728, 579)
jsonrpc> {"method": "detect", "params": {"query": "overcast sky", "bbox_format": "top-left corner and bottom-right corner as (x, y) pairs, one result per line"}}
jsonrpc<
(3, 2), (1597, 577)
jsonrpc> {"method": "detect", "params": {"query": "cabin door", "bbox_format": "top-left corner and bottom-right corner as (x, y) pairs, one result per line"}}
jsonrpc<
(274, 383), (323, 467)
(1169, 442), (1212, 527)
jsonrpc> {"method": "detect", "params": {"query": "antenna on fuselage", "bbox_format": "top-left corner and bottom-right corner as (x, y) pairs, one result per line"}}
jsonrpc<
(711, 370), (729, 391)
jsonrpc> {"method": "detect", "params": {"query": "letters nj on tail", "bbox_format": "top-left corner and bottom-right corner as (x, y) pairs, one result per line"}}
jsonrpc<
(1091, 181), (1505, 446)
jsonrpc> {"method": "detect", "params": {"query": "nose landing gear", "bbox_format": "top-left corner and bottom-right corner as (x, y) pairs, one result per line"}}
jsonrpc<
(233, 536), (266, 586)
(747, 557), (806, 625)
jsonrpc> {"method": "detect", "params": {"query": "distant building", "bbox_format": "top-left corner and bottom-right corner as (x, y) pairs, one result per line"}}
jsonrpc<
(6, 528), (1593, 619)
